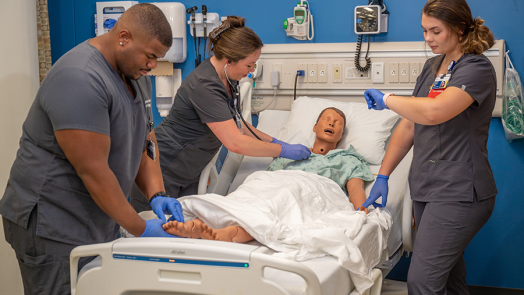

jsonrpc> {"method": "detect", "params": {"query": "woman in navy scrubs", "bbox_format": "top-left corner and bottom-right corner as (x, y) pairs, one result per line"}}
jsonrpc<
(362, 0), (497, 293)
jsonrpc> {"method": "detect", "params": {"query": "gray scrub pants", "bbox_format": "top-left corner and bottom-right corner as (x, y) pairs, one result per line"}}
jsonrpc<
(407, 193), (496, 295)
(2, 207), (94, 295)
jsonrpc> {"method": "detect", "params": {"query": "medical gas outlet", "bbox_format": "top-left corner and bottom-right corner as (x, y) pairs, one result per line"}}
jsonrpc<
(284, 0), (314, 41)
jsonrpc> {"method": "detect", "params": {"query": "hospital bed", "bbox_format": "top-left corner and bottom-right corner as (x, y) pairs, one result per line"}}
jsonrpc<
(71, 94), (414, 295)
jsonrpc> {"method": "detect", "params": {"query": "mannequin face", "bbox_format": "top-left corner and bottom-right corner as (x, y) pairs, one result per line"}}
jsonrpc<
(313, 109), (345, 145)
(422, 14), (461, 56)
(225, 48), (262, 80)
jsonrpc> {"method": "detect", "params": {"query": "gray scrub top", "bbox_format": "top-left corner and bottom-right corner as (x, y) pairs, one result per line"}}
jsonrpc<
(155, 58), (237, 187)
(0, 40), (151, 245)
(409, 54), (497, 202)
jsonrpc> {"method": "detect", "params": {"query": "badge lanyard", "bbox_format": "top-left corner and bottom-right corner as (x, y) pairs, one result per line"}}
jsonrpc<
(428, 60), (456, 98)
(143, 97), (156, 161)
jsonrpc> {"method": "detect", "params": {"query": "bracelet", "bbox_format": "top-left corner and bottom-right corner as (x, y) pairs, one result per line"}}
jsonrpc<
(149, 191), (167, 204)
(383, 93), (393, 108)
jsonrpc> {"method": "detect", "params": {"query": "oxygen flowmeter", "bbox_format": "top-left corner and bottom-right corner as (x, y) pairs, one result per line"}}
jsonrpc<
(284, 0), (314, 41)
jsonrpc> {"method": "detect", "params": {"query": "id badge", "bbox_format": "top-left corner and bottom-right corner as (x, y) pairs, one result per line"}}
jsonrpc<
(146, 139), (156, 161)
(431, 73), (451, 90)
(235, 113), (244, 133)
(429, 73), (451, 98)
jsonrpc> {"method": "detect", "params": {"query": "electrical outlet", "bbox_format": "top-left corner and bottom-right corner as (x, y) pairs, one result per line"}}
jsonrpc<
(318, 63), (327, 83)
(389, 62), (399, 83)
(308, 63), (318, 83)
(410, 62), (420, 83)
(399, 62), (410, 83)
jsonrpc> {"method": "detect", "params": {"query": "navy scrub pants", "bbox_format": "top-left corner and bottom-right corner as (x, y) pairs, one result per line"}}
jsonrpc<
(2, 207), (94, 295)
(407, 193), (496, 295)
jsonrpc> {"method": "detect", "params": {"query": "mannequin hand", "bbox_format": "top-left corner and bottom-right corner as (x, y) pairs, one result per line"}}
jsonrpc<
(364, 89), (388, 110)
(140, 219), (179, 238)
(150, 196), (184, 223)
(279, 143), (311, 160)
(271, 137), (288, 146)
(362, 174), (389, 208)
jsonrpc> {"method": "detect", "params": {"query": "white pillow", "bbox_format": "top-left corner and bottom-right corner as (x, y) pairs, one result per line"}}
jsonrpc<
(277, 96), (400, 165)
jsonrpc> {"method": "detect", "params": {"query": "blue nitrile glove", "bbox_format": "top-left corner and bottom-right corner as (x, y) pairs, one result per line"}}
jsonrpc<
(362, 174), (389, 208)
(271, 137), (288, 146)
(150, 196), (184, 223)
(140, 219), (179, 238)
(364, 89), (388, 110)
(279, 143), (311, 160)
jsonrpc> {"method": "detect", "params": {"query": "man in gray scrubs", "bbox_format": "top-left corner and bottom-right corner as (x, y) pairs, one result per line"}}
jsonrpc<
(0, 4), (183, 294)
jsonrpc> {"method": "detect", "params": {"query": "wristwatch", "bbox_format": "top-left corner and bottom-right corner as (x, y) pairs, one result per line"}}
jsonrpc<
(149, 191), (168, 204)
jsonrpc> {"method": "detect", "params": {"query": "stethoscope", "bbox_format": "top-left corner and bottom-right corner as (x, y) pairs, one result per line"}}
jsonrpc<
(224, 64), (262, 141)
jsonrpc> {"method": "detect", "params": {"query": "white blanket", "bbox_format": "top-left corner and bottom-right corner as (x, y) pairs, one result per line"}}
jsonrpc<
(179, 170), (392, 293)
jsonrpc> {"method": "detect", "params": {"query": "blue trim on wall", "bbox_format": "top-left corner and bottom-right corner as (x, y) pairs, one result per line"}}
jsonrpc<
(48, 0), (524, 289)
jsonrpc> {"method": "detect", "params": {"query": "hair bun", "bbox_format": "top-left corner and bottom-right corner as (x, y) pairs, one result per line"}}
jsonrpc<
(225, 16), (246, 28)
(472, 16), (485, 29)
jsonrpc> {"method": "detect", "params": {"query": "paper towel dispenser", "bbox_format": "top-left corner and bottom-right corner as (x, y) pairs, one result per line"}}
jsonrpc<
(153, 2), (187, 63)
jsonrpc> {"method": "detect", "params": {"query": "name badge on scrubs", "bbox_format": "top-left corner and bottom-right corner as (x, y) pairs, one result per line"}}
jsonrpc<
(146, 139), (156, 161)
(428, 60), (456, 98)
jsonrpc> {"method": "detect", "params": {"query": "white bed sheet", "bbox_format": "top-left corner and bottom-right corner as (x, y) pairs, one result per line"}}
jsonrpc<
(229, 110), (412, 257)
(227, 110), (413, 295)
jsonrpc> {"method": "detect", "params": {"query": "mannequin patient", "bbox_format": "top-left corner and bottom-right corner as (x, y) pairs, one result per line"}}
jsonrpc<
(163, 107), (374, 242)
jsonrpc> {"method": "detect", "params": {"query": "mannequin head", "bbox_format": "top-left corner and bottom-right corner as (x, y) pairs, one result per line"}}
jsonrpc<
(311, 107), (346, 155)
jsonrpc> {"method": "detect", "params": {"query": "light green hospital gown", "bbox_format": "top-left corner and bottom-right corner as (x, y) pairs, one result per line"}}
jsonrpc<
(267, 145), (374, 193)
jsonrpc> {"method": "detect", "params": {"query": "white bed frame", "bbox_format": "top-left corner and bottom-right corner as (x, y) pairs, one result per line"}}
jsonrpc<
(71, 73), (413, 295)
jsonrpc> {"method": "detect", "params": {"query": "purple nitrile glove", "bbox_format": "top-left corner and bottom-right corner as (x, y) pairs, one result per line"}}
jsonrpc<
(361, 174), (389, 208)
(279, 143), (311, 160)
(271, 137), (288, 146)
(364, 89), (388, 110)
(150, 196), (184, 223)
(139, 219), (180, 238)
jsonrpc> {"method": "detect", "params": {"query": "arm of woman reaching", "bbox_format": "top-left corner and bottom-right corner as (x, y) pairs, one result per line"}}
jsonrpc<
(207, 119), (311, 160)
(365, 87), (475, 125)
(361, 118), (415, 209)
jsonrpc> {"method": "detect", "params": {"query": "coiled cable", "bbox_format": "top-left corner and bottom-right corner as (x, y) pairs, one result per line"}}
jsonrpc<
(355, 34), (371, 73)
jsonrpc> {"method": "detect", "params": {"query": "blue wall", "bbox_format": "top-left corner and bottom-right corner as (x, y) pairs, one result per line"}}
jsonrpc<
(47, 0), (524, 289)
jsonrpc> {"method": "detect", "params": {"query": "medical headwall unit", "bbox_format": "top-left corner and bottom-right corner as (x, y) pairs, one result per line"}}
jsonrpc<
(250, 40), (505, 117)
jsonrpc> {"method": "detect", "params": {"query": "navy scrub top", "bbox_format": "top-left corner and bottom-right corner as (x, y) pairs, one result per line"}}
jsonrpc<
(409, 54), (498, 202)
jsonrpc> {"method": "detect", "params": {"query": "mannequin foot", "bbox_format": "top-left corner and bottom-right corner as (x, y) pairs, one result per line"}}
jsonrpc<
(162, 219), (205, 238)
(200, 224), (239, 242)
